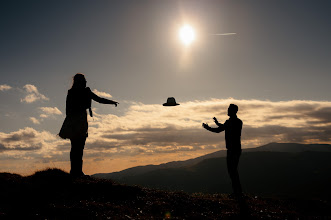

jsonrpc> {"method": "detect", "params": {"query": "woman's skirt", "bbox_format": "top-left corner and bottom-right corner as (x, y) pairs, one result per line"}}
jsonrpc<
(59, 112), (88, 139)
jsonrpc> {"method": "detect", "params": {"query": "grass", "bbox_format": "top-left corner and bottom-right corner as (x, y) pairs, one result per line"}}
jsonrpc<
(0, 168), (330, 219)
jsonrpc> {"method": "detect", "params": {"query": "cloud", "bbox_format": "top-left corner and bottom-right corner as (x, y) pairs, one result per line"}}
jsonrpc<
(29, 117), (40, 125)
(21, 84), (49, 103)
(40, 114), (48, 118)
(7, 99), (331, 155)
(28, 107), (62, 124)
(0, 84), (12, 91)
(2, 98), (331, 175)
(306, 107), (331, 123)
(0, 144), (41, 152)
(92, 89), (112, 98)
(0, 127), (71, 174)
(85, 99), (331, 157)
(0, 127), (68, 168)
(0, 127), (56, 152)
(39, 107), (62, 118)
(3, 128), (38, 143)
(212, 33), (237, 36)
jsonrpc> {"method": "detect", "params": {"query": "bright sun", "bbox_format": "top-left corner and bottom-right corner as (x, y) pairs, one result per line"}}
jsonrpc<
(179, 25), (195, 46)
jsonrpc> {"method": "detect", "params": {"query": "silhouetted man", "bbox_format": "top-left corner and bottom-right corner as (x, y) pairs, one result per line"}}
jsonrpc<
(202, 104), (243, 196)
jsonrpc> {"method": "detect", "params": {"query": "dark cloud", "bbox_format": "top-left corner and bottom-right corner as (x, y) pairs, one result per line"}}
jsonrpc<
(102, 126), (224, 147)
(86, 140), (121, 150)
(243, 124), (331, 143)
(56, 142), (71, 151)
(12, 145), (42, 151)
(306, 107), (331, 123)
(0, 143), (41, 152)
(84, 125), (226, 157)
(0, 143), (7, 152)
(3, 130), (36, 142)
(243, 125), (292, 139)
(84, 151), (115, 159)
(266, 114), (304, 121)
(93, 158), (105, 162)
(0, 128), (54, 154)
(273, 103), (317, 113)
(40, 154), (68, 163)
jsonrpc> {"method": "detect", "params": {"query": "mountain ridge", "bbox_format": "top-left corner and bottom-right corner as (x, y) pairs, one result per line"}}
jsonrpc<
(93, 142), (331, 179)
(93, 143), (331, 198)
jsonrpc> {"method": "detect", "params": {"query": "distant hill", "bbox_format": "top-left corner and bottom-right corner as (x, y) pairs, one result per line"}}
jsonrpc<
(93, 143), (331, 179)
(248, 142), (331, 153)
(93, 143), (331, 198)
(94, 148), (227, 180)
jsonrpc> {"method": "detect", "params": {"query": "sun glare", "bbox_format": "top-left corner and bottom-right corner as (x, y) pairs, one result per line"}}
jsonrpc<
(179, 25), (195, 46)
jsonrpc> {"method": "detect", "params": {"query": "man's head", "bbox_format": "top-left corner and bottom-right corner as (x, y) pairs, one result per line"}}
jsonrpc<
(228, 104), (238, 117)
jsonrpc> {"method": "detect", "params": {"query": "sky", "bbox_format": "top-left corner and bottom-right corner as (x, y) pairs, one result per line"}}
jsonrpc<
(1, 0), (331, 175)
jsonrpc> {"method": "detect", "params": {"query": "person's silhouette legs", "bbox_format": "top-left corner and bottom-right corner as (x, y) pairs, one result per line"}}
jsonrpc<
(227, 150), (242, 195)
(70, 137), (86, 177)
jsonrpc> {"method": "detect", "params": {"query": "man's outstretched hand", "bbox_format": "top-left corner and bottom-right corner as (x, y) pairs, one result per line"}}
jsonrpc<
(203, 118), (224, 133)
(114, 102), (119, 107)
(202, 123), (209, 129)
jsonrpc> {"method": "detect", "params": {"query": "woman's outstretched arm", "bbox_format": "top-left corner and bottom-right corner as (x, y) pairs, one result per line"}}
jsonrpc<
(89, 88), (118, 106)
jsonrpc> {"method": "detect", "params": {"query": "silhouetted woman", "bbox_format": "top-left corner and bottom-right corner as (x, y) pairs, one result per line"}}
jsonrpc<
(63, 73), (118, 177)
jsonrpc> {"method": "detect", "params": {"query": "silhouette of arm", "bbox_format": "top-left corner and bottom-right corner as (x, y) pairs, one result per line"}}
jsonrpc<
(202, 118), (225, 133)
(213, 117), (222, 127)
(88, 88), (118, 106)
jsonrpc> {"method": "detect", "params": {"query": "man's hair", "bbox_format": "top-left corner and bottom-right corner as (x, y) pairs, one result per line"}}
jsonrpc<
(229, 104), (238, 113)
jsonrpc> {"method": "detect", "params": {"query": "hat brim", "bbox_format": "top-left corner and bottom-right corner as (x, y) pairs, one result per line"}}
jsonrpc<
(163, 103), (180, 106)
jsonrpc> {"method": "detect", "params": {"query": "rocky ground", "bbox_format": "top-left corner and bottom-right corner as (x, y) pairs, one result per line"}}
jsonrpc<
(0, 168), (330, 219)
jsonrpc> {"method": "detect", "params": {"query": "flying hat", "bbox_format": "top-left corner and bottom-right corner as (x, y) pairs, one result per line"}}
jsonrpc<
(163, 97), (180, 106)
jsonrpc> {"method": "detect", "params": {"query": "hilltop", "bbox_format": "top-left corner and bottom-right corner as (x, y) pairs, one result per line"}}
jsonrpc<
(0, 168), (331, 219)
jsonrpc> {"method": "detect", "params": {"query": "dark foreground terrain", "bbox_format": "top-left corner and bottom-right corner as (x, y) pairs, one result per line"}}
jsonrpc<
(0, 169), (330, 219)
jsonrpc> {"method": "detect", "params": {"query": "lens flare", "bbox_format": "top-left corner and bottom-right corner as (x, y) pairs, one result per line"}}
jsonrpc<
(179, 25), (195, 46)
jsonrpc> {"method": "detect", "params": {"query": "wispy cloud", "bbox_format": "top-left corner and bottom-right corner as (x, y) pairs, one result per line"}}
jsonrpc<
(39, 107), (62, 118)
(0, 84), (12, 91)
(212, 33), (237, 36)
(29, 117), (40, 125)
(21, 84), (49, 103)
(28, 107), (62, 124)
(92, 89), (112, 98)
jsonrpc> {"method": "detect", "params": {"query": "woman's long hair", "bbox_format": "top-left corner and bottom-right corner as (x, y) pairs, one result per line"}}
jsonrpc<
(71, 73), (86, 89)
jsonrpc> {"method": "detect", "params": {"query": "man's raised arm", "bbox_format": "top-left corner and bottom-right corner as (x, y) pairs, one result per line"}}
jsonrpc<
(202, 118), (225, 133)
